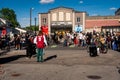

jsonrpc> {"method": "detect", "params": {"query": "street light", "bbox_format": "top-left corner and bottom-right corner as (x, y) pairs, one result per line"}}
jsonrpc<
(30, 8), (34, 29)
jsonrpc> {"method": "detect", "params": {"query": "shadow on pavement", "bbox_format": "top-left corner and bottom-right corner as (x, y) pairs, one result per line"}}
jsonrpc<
(0, 55), (26, 64)
(44, 55), (57, 62)
(0, 50), (10, 56)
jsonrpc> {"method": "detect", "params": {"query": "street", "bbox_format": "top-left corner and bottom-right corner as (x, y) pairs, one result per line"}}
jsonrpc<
(0, 48), (120, 80)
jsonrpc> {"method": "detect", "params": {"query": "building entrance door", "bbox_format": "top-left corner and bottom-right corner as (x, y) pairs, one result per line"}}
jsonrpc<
(51, 25), (72, 33)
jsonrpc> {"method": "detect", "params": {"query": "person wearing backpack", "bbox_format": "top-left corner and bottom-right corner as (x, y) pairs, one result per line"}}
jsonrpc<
(34, 31), (47, 62)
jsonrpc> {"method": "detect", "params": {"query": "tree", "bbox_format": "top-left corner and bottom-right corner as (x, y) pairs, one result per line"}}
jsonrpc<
(0, 8), (20, 27)
(25, 25), (39, 31)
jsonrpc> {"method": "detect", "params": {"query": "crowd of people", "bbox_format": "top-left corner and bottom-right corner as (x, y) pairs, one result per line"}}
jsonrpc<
(0, 30), (120, 61)
(52, 31), (120, 51)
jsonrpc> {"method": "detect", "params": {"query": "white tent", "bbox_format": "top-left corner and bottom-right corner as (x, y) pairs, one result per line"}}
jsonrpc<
(15, 27), (26, 33)
(0, 18), (6, 24)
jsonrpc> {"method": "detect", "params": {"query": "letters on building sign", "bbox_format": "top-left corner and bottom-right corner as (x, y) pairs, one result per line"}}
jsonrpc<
(51, 22), (72, 25)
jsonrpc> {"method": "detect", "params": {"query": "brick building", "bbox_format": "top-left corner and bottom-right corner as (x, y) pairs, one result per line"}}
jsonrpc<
(85, 16), (120, 32)
(38, 7), (120, 34)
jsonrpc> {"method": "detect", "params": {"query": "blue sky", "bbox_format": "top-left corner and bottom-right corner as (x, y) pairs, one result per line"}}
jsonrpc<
(0, 0), (120, 27)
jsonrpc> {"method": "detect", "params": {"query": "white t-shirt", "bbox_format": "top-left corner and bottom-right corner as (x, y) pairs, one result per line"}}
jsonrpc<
(34, 35), (48, 46)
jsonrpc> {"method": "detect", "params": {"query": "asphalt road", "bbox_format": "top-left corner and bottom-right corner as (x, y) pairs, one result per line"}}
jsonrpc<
(0, 47), (120, 80)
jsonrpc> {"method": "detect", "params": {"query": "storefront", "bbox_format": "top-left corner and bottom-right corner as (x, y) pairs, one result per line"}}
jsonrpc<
(39, 7), (86, 34)
(102, 26), (120, 32)
(51, 24), (72, 33)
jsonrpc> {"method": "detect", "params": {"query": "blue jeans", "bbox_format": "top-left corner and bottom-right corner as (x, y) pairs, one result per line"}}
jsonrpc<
(37, 48), (43, 62)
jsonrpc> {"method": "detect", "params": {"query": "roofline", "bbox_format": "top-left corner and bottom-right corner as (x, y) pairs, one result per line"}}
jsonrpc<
(115, 8), (120, 13)
(38, 6), (87, 14)
(49, 6), (74, 11)
(38, 12), (48, 14)
(75, 10), (87, 13)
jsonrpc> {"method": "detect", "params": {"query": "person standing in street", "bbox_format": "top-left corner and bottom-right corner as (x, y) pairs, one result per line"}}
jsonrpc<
(14, 34), (21, 50)
(26, 35), (34, 59)
(34, 31), (47, 62)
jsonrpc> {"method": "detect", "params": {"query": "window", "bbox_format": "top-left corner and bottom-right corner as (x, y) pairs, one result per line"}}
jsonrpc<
(77, 17), (80, 22)
(66, 13), (71, 21)
(52, 13), (57, 21)
(42, 18), (47, 24)
(59, 12), (64, 21)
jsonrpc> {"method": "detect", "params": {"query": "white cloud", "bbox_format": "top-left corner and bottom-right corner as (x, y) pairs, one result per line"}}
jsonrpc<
(39, 0), (54, 4)
(79, 0), (83, 4)
(110, 7), (117, 10)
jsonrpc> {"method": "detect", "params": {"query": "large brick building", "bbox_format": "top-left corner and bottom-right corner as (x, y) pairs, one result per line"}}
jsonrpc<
(38, 7), (120, 34)
(85, 16), (120, 32)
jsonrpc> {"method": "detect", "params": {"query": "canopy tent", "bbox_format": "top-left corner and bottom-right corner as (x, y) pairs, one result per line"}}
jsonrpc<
(15, 27), (27, 33)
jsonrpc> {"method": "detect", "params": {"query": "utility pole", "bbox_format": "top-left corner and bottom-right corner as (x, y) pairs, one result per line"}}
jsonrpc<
(30, 8), (34, 30)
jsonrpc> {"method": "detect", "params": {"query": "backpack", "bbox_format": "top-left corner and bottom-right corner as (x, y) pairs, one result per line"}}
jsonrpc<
(36, 35), (45, 48)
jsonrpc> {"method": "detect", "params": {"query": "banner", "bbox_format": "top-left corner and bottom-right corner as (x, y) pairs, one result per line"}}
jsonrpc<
(41, 25), (48, 35)
(75, 26), (82, 33)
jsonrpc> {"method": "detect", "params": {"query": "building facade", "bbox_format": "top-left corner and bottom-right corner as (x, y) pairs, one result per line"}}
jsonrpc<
(115, 8), (120, 15)
(39, 7), (120, 34)
(38, 7), (86, 34)
(85, 16), (120, 32)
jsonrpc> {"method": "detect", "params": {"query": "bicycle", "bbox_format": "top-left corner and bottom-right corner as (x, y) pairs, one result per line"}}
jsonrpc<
(99, 43), (108, 53)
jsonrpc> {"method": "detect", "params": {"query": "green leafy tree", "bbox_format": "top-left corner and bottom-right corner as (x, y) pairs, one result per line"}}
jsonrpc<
(25, 25), (39, 31)
(0, 8), (20, 27)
